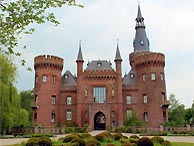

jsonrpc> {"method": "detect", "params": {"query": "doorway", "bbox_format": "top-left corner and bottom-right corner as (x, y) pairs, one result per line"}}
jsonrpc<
(94, 111), (106, 130)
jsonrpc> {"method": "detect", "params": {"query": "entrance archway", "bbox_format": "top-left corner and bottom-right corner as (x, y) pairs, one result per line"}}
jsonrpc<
(94, 111), (106, 130)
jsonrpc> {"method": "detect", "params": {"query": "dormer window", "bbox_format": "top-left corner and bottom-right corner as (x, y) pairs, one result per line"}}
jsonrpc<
(130, 73), (134, 78)
(97, 62), (102, 68)
(64, 75), (68, 79)
(140, 40), (144, 45)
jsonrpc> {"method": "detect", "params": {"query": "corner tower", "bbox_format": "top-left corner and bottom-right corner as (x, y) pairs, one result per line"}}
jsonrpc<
(33, 55), (63, 126)
(129, 4), (169, 127)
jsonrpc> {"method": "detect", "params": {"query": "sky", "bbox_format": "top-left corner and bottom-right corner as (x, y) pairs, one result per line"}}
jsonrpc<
(15, 0), (194, 108)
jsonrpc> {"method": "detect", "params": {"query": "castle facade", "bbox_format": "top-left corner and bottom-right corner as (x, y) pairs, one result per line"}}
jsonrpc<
(32, 5), (169, 129)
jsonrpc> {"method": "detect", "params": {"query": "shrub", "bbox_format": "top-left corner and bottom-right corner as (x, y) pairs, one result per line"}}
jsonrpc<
(121, 142), (134, 146)
(114, 126), (127, 133)
(26, 138), (38, 146)
(80, 133), (92, 138)
(86, 138), (100, 146)
(161, 140), (171, 146)
(94, 131), (112, 142)
(137, 137), (153, 146)
(38, 137), (52, 146)
(112, 133), (123, 140)
(128, 138), (138, 144)
(129, 135), (139, 139)
(71, 137), (86, 146)
(151, 136), (164, 144)
(63, 134), (79, 143)
(105, 144), (117, 146)
(86, 143), (97, 146)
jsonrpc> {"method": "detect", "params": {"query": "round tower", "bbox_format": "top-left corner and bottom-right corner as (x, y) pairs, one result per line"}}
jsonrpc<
(33, 55), (63, 126)
(129, 51), (168, 127)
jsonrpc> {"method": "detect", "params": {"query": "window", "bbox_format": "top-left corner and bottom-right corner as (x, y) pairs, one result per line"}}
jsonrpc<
(35, 75), (38, 83)
(161, 92), (165, 101)
(160, 73), (164, 80)
(142, 74), (146, 81)
(66, 109), (72, 120)
(112, 111), (115, 117)
(42, 75), (47, 83)
(130, 73), (134, 78)
(151, 73), (156, 81)
(143, 94), (147, 103)
(112, 121), (115, 126)
(97, 62), (102, 68)
(144, 111), (148, 122)
(126, 96), (132, 104)
(53, 75), (56, 83)
(126, 109), (132, 119)
(51, 112), (55, 122)
(67, 97), (72, 105)
(93, 87), (106, 103)
(51, 95), (56, 105)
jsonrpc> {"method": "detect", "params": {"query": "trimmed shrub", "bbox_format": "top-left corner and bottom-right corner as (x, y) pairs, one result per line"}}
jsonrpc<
(86, 138), (100, 146)
(119, 137), (129, 144)
(94, 131), (112, 142)
(80, 133), (92, 138)
(161, 140), (171, 146)
(112, 133), (123, 140)
(86, 143), (97, 146)
(63, 134), (79, 143)
(151, 136), (164, 144)
(121, 142), (134, 146)
(38, 137), (52, 146)
(128, 138), (138, 144)
(71, 137), (86, 146)
(137, 137), (153, 146)
(129, 135), (139, 139)
(105, 144), (117, 146)
(26, 138), (38, 146)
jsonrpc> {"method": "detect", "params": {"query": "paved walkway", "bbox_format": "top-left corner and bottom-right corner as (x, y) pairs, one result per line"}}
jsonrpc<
(0, 131), (194, 145)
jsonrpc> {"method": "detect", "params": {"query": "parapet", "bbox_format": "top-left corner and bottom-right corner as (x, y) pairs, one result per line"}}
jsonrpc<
(34, 55), (64, 70)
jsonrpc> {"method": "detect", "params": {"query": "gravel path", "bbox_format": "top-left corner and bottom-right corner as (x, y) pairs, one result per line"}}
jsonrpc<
(0, 131), (194, 145)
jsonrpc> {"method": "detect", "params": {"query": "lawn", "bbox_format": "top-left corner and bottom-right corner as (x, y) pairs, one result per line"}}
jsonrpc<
(171, 142), (194, 146)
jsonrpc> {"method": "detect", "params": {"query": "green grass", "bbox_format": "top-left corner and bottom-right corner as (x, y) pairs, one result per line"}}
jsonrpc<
(171, 142), (194, 146)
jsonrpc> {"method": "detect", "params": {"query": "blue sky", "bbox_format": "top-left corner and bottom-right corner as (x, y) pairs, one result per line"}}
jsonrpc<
(16, 0), (194, 108)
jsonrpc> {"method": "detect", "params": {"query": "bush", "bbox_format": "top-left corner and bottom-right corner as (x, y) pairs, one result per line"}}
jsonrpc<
(38, 137), (52, 146)
(114, 126), (127, 133)
(63, 134), (79, 143)
(71, 137), (86, 146)
(94, 131), (112, 142)
(129, 135), (139, 139)
(161, 140), (171, 146)
(86, 138), (100, 146)
(112, 133), (123, 140)
(128, 138), (138, 144)
(80, 133), (92, 138)
(151, 136), (164, 144)
(137, 137), (153, 146)
(121, 142), (134, 146)
(105, 144), (117, 146)
(86, 143), (97, 146)
(26, 138), (38, 146)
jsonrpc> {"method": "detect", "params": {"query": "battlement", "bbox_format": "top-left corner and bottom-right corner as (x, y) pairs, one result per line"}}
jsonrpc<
(34, 55), (64, 70)
(129, 51), (165, 69)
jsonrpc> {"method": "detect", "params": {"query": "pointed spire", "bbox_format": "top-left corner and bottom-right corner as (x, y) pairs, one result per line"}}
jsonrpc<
(115, 39), (122, 61)
(76, 40), (84, 62)
(133, 3), (150, 52)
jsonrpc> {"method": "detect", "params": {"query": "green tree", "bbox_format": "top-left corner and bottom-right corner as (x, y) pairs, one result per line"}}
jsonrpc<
(20, 89), (34, 126)
(0, 52), (28, 134)
(124, 112), (144, 127)
(0, 0), (81, 65)
(166, 94), (185, 126)
(185, 101), (194, 125)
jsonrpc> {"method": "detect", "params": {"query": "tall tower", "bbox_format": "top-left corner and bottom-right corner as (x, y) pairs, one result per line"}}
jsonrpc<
(33, 55), (63, 126)
(129, 4), (169, 127)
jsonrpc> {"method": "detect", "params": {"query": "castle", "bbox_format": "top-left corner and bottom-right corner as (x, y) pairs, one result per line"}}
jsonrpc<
(32, 5), (169, 129)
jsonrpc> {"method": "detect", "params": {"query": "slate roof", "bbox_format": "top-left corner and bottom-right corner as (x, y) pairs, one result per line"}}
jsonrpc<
(62, 70), (77, 85)
(123, 69), (136, 85)
(86, 60), (113, 71)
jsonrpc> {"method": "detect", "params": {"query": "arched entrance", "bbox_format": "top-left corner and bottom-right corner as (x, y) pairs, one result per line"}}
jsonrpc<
(94, 111), (106, 130)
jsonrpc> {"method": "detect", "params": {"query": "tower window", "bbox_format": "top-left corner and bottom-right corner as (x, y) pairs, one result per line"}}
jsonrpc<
(151, 73), (156, 81)
(51, 112), (55, 123)
(51, 95), (56, 105)
(42, 75), (47, 83)
(160, 73), (164, 80)
(93, 86), (106, 103)
(66, 109), (72, 120)
(143, 111), (148, 122)
(53, 75), (56, 83)
(142, 73), (146, 81)
(143, 94), (148, 103)
(67, 96), (72, 105)
(126, 96), (132, 104)
(97, 62), (102, 68)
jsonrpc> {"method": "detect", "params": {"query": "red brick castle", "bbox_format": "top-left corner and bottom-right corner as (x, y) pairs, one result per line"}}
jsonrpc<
(32, 5), (169, 129)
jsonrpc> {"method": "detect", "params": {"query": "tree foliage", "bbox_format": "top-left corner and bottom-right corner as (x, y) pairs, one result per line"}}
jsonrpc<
(0, 52), (28, 134)
(0, 0), (80, 64)
(124, 112), (144, 127)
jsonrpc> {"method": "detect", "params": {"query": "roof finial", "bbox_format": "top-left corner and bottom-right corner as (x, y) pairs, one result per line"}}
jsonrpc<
(117, 38), (119, 49)
(76, 40), (84, 62)
(115, 38), (122, 61)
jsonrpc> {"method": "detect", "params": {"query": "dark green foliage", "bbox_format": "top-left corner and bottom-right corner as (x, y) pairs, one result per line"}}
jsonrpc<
(38, 137), (52, 146)
(86, 143), (97, 146)
(86, 138), (100, 146)
(63, 134), (79, 143)
(80, 133), (92, 138)
(71, 137), (86, 146)
(121, 142), (134, 146)
(112, 133), (123, 140)
(129, 135), (139, 139)
(105, 144), (117, 146)
(161, 140), (171, 146)
(128, 138), (138, 144)
(137, 137), (153, 146)
(150, 136), (164, 144)
(26, 138), (38, 146)
(94, 131), (112, 142)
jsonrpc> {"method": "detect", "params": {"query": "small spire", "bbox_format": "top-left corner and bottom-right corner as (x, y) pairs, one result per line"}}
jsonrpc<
(137, 2), (143, 19)
(115, 39), (122, 61)
(76, 40), (84, 62)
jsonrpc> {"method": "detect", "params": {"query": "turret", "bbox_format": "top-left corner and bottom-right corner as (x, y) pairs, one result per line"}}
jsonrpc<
(33, 55), (63, 126)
